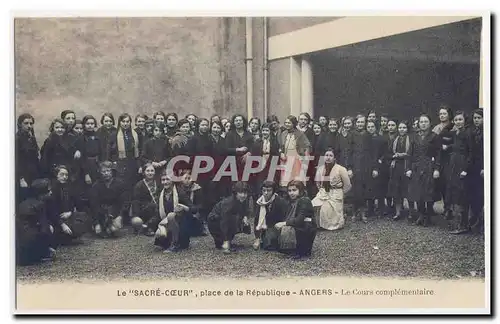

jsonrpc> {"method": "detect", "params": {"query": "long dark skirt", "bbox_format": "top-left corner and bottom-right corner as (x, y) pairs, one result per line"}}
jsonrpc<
(154, 213), (192, 249)
(467, 171), (484, 229)
(408, 156), (436, 203)
(387, 161), (408, 200)
(445, 152), (469, 205)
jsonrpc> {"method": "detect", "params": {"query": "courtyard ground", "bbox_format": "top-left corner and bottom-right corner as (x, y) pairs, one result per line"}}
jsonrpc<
(16, 210), (485, 283)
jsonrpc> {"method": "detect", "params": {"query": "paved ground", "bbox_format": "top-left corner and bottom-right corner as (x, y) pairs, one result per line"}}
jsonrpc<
(16, 211), (485, 283)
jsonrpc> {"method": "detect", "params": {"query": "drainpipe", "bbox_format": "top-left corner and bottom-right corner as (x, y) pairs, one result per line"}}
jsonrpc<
(245, 18), (253, 119)
(263, 17), (269, 119)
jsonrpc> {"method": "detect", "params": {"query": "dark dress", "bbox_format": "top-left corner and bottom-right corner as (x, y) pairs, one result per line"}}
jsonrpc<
(16, 130), (41, 203)
(109, 128), (141, 188)
(467, 125), (484, 228)
(132, 179), (160, 231)
(445, 128), (472, 206)
(368, 133), (388, 200)
(40, 134), (76, 179)
(134, 127), (147, 156)
(96, 126), (117, 162)
(207, 195), (253, 247)
(90, 178), (130, 229)
(379, 132), (398, 199)
(337, 131), (353, 170)
(141, 137), (171, 176)
(407, 131), (441, 203)
(178, 183), (205, 237)
(16, 197), (54, 265)
(387, 135), (411, 200)
(253, 195), (288, 250)
(210, 135), (231, 204)
(283, 196), (317, 257)
(81, 130), (102, 183)
(350, 130), (373, 203)
(434, 124), (454, 205)
(48, 181), (89, 244)
(249, 136), (280, 199)
(224, 129), (255, 182)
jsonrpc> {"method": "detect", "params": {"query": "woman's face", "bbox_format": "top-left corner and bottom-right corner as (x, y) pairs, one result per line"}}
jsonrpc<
(103, 116), (114, 129)
(56, 168), (69, 184)
(380, 117), (388, 128)
(313, 124), (322, 135)
(21, 118), (34, 133)
(136, 117), (146, 129)
(181, 172), (193, 187)
(398, 123), (408, 136)
(187, 115), (196, 126)
(287, 185), (300, 200)
(235, 191), (248, 202)
(343, 119), (352, 131)
(261, 127), (270, 138)
(419, 116), (431, 131)
(233, 116), (244, 130)
(53, 122), (65, 136)
(146, 123), (153, 133)
(144, 165), (156, 180)
(319, 116), (327, 126)
(179, 123), (191, 134)
(356, 117), (366, 131)
(224, 122), (231, 133)
(100, 167), (113, 181)
(198, 120), (209, 134)
(439, 109), (450, 123)
(324, 151), (335, 164)
(161, 175), (173, 189)
(63, 113), (76, 127)
(270, 121), (279, 131)
(153, 127), (162, 138)
(211, 123), (222, 136)
(284, 119), (293, 130)
(120, 117), (131, 130)
(155, 115), (165, 123)
(366, 122), (377, 135)
(454, 114), (465, 129)
(166, 116), (177, 128)
(473, 113), (483, 127)
(298, 115), (308, 127)
(328, 120), (338, 133)
(413, 120), (419, 130)
(368, 113), (377, 123)
(249, 119), (259, 131)
(261, 186), (274, 200)
(84, 118), (96, 132)
(387, 121), (397, 133)
(211, 116), (221, 124)
(73, 123), (83, 135)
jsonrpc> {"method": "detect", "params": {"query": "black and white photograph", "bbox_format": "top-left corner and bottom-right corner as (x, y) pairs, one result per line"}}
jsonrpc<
(12, 11), (490, 314)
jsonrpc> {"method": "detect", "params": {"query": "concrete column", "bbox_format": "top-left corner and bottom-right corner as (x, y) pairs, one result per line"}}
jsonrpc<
(289, 56), (302, 116)
(300, 56), (314, 118)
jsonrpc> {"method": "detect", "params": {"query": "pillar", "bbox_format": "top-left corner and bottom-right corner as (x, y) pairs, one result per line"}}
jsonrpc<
(301, 56), (314, 118)
(289, 56), (302, 116)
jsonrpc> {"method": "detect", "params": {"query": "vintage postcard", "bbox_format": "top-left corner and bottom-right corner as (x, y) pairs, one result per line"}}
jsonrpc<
(12, 11), (490, 315)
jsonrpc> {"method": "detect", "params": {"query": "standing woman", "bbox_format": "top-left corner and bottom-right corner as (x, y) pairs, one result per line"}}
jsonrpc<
(278, 116), (311, 195)
(379, 118), (399, 216)
(222, 119), (231, 138)
(468, 109), (484, 233)
(164, 113), (179, 144)
(153, 111), (166, 124)
(267, 115), (283, 139)
(367, 110), (379, 129)
(170, 119), (193, 172)
(318, 115), (329, 133)
(432, 105), (454, 219)
(96, 113), (117, 162)
(315, 118), (340, 158)
(224, 114), (254, 184)
(366, 120), (386, 218)
(210, 114), (221, 125)
(274, 180), (317, 260)
(81, 115), (102, 196)
(312, 149), (351, 231)
(379, 114), (389, 137)
(446, 111), (473, 234)
(350, 114), (373, 222)
(40, 119), (75, 179)
(16, 113), (41, 204)
(61, 110), (77, 131)
(388, 121), (411, 221)
(141, 122), (170, 179)
(186, 114), (198, 136)
(209, 120), (230, 203)
(134, 114), (148, 156)
(248, 117), (262, 141)
(297, 113), (315, 145)
(406, 114), (441, 226)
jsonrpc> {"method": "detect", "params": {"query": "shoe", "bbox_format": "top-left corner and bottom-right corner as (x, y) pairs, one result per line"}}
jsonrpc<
(392, 214), (401, 221)
(163, 246), (180, 253)
(253, 239), (261, 250)
(145, 230), (156, 237)
(450, 228), (470, 235)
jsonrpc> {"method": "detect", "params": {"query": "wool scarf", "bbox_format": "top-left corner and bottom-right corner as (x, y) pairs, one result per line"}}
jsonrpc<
(117, 128), (139, 159)
(158, 185), (179, 220)
(255, 193), (277, 231)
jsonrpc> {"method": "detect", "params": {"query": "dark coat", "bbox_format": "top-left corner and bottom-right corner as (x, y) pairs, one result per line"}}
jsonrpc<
(445, 128), (473, 205)
(285, 196), (316, 229)
(208, 195), (253, 242)
(253, 195), (288, 229)
(387, 135), (411, 200)
(40, 134), (77, 178)
(90, 178), (130, 226)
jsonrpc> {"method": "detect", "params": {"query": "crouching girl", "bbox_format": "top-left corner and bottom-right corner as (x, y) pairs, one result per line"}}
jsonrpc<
(274, 180), (317, 260)
(131, 163), (160, 236)
(253, 181), (288, 250)
(90, 161), (130, 237)
(207, 182), (253, 254)
(154, 172), (195, 253)
(49, 165), (90, 245)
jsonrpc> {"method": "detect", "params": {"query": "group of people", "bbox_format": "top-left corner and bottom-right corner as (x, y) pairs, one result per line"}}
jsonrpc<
(15, 105), (485, 266)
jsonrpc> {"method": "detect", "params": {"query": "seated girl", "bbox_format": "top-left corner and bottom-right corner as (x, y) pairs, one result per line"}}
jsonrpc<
(253, 180), (288, 251)
(89, 161), (130, 237)
(16, 179), (56, 265)
(154, 171), (195, 253)
(274, 180), (317, 260)
(131, 163), (160, 236)
(312, 149), (352, 231)
(177, 169), (207, 237)
(207, 182), (253, 254)
(48, 165), (89, 245)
